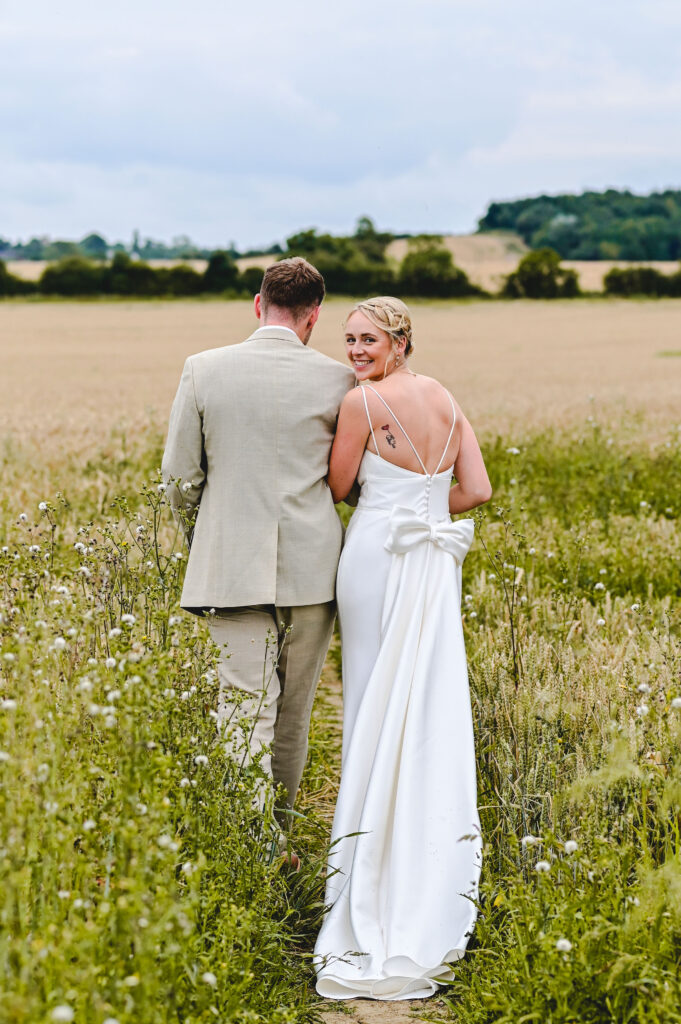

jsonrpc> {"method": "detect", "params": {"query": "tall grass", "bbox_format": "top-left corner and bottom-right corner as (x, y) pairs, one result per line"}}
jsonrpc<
(1, 418), (680, 1022)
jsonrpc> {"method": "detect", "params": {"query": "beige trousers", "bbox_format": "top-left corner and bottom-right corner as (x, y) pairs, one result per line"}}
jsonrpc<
(207, 602), (335, 809)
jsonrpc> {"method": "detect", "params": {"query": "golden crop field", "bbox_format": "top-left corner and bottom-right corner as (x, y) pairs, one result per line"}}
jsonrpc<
(1, 297), (680, 454)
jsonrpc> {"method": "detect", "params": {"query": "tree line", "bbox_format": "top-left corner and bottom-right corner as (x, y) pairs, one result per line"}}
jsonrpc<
(479, 189), (681, 261)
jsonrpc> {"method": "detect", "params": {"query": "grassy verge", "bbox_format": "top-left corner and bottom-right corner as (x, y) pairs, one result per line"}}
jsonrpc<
(1, 418), (680, 1022)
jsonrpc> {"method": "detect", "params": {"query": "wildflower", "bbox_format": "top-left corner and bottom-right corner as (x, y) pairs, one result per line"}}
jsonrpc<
(596, 618), (606, 626)
(635, 704), (649, 717)
(105, 658), (116, 669)
(556, 938), (572, 953)
(594, 582), (605, 591)
(0, 751), (10, 762)
(469, 612), (477, 619)
(38, 501), (48, 511)
(157, 483), (166, 493)
(639, 500), (647, 508)
(51, 1008), (74, 1023)
(163, 688), (176, 698)
(106, 690), (121, 702)
(136, 803), (148, 814)
(109, 627), (122, 638)
(103, 1019), (121, 1024)
(599, 568), (607, 575)
(637, 683), (650, 693)
(180, 777), (190, 788)
(2, 652), (15, 662)
(182, 481), (192, 492)
(172, 552), (184, 561)
(18, 513), (27, 522)
(54, 637), (67, 651)
(57, 889), (70, 899)
(671, 698), (681, 709)
(74, 541), (85, 553)
(79, 566), (91, 576)
(29, 545), (40, 553)
(564, 840), (578, 855)
(83, 819), (96, 831)
(138, 917), (149, 929)
(528, 547), (536, 554)
(182, 861), (194, 875)
(521, 835), (541, 848)
(169, 615), (182, 626)
(121, 613), (135, 625)
(202, 971), (217, 987)
(506, 446), (520, 455)
(630, 603), (640, 612)
(123, 974), (139, 987)
(535, 860), (551, 873)
(194, 754), (209, 766)
(1, 699), (17, 710)
(157, 834), (172, 849)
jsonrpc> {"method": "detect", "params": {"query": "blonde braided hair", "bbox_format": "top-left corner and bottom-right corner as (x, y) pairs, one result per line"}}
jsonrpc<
(351, 296), (413, 356)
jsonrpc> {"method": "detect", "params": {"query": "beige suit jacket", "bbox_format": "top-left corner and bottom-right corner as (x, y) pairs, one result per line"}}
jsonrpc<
(162, 327), (355, 611)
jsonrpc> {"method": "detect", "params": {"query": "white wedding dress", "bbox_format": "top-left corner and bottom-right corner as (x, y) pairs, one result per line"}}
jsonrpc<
(314, 384), (482, 1001)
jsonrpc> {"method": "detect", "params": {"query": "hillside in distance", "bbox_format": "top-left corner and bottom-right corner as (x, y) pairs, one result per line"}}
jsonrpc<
(478, 189), (681, 261)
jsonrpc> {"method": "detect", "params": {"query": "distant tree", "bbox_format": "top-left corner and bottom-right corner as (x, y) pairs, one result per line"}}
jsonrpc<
(43, 240), (80, 261)
(603, 265), (681, 297)
(156, 264), (204, 296)
(502, 248), (580, 298)
(79, 233), (109, 260)
(203, 251), (239, 292)
(0, 260), (38, 296)
(106, 252), (161, 296)
(398, 238), (480, 298)
(239, 266), (266, 295)
(39, 257), (105, 296)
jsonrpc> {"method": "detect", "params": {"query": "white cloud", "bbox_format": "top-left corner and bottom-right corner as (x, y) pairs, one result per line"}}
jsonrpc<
(0, 0), (679, 245)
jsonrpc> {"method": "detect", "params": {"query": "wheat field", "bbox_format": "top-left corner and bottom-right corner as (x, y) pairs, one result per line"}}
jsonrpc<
(1, 297), (680, 454)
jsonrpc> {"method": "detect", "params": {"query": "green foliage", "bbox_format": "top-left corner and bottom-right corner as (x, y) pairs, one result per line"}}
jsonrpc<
(604, 265), (681, 297)
(239, 266), (266, 295)
(0, 435), (325, 1024)
(479, 189), (681, 260)
(202, 251), (239, 293)
(0, 260), (37, 296)
(79, 233), (109, 260)
(39, 257), (107, 297)
(502, 248), (580, 298)
(398, 236), (482, 298)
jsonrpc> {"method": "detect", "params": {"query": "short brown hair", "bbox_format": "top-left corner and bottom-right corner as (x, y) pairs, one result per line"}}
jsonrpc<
(260, 257), (325, 318)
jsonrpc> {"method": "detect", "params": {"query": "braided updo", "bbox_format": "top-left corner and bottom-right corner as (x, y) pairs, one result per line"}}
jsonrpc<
(351, 296), (413, 356)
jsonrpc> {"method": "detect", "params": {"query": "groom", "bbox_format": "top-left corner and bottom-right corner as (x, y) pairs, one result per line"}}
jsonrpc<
(162, 257), (354, 814)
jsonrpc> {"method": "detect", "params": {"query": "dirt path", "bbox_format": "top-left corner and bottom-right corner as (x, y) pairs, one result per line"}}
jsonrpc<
(320, 997), (449, 1023)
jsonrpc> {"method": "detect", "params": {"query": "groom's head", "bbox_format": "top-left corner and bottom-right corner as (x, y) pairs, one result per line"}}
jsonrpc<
(255, 257), (325, 345)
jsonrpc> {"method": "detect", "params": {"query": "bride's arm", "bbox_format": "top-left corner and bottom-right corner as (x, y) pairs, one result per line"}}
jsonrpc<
(328, 389), (371, 503)
(449, 409), (492, 514)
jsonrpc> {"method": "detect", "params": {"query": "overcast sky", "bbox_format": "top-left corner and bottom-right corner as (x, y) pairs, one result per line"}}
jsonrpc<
(1, 0), (680, 248)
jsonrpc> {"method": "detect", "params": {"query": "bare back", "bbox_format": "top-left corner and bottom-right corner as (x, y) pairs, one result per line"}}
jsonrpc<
(360, 373), (460, 476)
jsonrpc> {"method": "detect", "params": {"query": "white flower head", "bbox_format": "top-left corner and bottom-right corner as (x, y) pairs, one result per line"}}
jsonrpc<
(53, 637), (67, 650)
(121, 613), (135, 625)
(637, 683), (650, 693)
(564, 840), (578, 855)
(194, 754), (209, 766)
(596, 618), (606, 626)
(594, 582), (605, 591)
(18, 513), (28, 522)
(671, 697), (681, 709)
(506, 446), (520, 455)
(201, 971), (217, 987)
(521, 834), (541, 848)
(535, 860), (551, 873)
(630, 603), (640, 612)
(636, 704), (649, 717)
(105, 657), (116, 669)
(556, 938), (573, 953)
(38, 501), (48, 512)
(51, 1007), (74, 1023)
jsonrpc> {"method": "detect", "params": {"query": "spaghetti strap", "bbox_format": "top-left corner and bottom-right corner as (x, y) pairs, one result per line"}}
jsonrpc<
(433, 392), (457, 476)
(362, 384), (456, 477)
(363, 384), (428, 474)
(360, 384), (380, 456)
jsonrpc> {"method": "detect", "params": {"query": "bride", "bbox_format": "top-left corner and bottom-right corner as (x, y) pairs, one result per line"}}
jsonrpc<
(314, 296), (492, 1001)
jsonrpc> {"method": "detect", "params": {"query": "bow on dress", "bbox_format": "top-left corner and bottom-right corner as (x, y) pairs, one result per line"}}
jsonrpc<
(384, 508), (475, 563)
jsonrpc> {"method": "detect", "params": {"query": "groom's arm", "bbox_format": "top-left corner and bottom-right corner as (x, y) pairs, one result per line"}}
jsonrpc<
(161, 357), (206, 538)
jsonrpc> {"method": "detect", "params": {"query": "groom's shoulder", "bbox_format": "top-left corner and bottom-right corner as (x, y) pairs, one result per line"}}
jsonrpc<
(305, 346), (355, 382)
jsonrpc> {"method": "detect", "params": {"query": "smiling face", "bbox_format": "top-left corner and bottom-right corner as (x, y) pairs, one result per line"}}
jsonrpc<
(344, 310), (405, 382)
